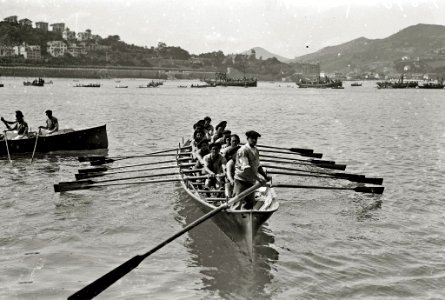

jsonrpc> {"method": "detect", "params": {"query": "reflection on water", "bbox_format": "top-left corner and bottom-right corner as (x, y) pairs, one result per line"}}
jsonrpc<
(174, 188), (279, 299)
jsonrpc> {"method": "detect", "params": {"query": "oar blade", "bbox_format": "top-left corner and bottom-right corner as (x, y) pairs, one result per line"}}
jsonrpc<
(302, 152), (323, 158)
(90, 158), (115, 166)
(54, 180), (95, 192)
(317, 163), (346, 171)
(78, 156), (106, 162)
(363, 177), (384, 185)
(78, 166), (108, 173)
(68, 255), (145, 300)
(289, 148), (314, 155)
(75, 173), (104, 180)
(354, 186), (385, 194)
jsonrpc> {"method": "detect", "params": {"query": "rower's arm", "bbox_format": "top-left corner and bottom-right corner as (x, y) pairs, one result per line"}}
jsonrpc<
(258, 166), (271, 181)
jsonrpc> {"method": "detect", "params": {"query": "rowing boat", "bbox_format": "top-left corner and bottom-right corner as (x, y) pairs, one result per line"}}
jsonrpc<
(0, 124), (108, 156)
(176, 141), (279, 257)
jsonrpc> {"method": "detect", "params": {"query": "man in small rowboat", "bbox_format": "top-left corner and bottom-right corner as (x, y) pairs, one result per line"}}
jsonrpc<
(203, 142), (227, 190)
(1, 110), (29, 139)
(39, 110), (59, 135)
(233, 130), (271, 209)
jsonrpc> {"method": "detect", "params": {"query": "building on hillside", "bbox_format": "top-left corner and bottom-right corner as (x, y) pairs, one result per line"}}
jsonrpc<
(63, 28), (76, 41)
(0, 46), (14, 57)
(13, 44), (41, 60)
(18, 18), (32, 27)
(35, 22), (49, 31)
(292, 63), (320, 80)
(50, 23), (65, 33)
(67, 44), (87, 57)
(77, 29), (93, 41)
(47, 41), (67, 57)
(3, 16), (18, 23)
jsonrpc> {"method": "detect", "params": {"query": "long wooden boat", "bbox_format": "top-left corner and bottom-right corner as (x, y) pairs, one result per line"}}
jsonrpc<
(297, 80), (342, 89)
(23, 78), (45, 87)
(0, 124), (108, 156)
(176, 141), (279, 257)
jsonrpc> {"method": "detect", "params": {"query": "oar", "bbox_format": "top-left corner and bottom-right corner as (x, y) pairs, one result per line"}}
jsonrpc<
(272, 183), (384, 194)
(55, 177), (183, 193)
(75, 163), (195, 180)
(78, 158), (191, 173)
(67, 182), (262, 299)
(30, 129), (40, 163)
(89, 154), (180, 166)
(3, 131), (12, 164)
(261, 155), (346, 170)
(79, 146), (191, 162)
(257, 144), (314, 155)
(268, 170), (383, 185)
(259, 148), (323, 158)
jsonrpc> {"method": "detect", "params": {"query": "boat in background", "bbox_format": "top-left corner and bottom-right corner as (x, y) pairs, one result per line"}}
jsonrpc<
(205, 72), (257, 87)
(297, 77), (342, 89)
(23, 78), (45, 87)
(177, 141), (279, 257)
(418, 81), (445, 89)
(351, 82), (362, 87)
(377, 74), (418, 89)
(115, 85), (128, 88)
(74, 83), (101, 88)
(0, 124), (108, 156)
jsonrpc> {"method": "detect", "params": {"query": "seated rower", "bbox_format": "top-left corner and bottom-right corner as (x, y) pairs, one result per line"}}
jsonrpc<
(203, 142), (227, 190)
(211, 121), (227, 143)
(194, 138), (210, 168)
(203, 116), (214, 139)
(192, 128), (206, 152)
(215, 129), (231, 146)
(221, 134), (241, 160)
(224, 147), (240, 198)
(1, 110), (29, 140)
(39, 109), (59, 135)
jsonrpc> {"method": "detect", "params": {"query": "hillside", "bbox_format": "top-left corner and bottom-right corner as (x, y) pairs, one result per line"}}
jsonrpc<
(242, 47), (291, 63)
(293, 23), (445, 74)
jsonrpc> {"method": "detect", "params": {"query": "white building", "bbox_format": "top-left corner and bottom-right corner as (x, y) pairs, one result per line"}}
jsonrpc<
(13, 44), (41, 60)
(47, 41), (67, 57)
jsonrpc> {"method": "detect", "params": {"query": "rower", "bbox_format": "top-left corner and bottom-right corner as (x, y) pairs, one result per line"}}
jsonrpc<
(215, 129), (231, 145)
(224, 147), (240, 197)
(1, 110), (29, 140)
(203, 116), (214, 139)
(211, 121), (227, 143)
(233, 130), (270, 209)
(194, 138), (210, 168)
(191, 128), (206, 151)
(39, 110), (59, 135)
(203, 142), (226, 190)
(221, 134), (240, 160)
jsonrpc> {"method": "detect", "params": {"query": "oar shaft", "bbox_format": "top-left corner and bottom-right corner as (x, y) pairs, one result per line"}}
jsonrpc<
(31, 130), (40, 163)
(257, 144), (314, 154)
(3, 131), (12, 164)
(67, 182), (262, 299)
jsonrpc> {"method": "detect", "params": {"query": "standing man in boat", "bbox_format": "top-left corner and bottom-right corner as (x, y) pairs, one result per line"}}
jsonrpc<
(1, 110), (29, 139)
(39, 110), (59, 135)
(233, 130), (270, 209)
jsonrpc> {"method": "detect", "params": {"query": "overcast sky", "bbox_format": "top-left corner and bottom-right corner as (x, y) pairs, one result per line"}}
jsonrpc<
(2, 0), (445, 58)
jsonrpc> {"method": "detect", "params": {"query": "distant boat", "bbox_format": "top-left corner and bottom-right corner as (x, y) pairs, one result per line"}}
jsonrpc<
(204, 72), (257, 87)
(178, 85), (188, 88)
(23, 78), (45, 87)
(115, 85), (128, 88)
(190, 83), (216, 88)
(418, 82), (445, 89)
(377, 74), (418, 89)
(297, 78), (342, 89)
(74, 83), (101, 88)
(351, 82), (362, 87)
(0, 83), (4, 88)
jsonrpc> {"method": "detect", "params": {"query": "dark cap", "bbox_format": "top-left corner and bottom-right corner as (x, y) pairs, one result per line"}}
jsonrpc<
(45, 109), (52, 114)
(15, 110), (24, 118)
(204, 116), (211, 121)
(216, 121), (227, 130)
(222, 129), (231, 135)
(246, 130), (261, 138)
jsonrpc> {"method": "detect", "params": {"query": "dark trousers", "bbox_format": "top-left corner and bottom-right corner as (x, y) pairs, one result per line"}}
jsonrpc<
(233, 179), (255, 209)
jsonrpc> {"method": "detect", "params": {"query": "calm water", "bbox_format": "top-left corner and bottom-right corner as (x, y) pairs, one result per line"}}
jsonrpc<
(0, 78), (444, 299)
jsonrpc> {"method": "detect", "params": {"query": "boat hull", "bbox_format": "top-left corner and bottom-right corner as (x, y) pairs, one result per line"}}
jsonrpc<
(0, 124), (108, 156)
(177, 144), (278, 256)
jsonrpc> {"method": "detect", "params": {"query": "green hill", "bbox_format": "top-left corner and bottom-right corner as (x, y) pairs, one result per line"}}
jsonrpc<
(293, 23), (445, 75)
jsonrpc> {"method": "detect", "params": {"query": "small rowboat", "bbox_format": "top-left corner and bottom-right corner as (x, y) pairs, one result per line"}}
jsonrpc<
(0, 125), (108, 156)
(176, 141), (279, 257)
